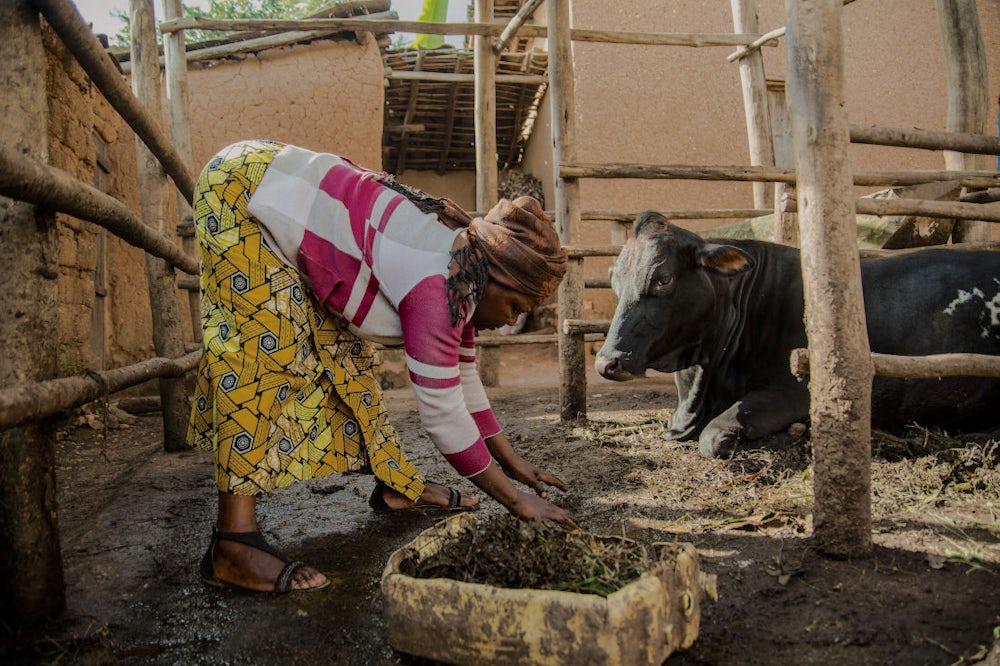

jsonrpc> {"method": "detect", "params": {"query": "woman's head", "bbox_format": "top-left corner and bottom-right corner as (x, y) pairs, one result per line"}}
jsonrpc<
(469, 196), (567, 311)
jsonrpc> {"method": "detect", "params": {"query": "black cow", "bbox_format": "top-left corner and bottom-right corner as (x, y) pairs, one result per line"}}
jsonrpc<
(595, 211), (1000, 457)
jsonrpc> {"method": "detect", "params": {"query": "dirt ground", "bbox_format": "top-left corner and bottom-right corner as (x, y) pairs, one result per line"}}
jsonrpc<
(4, 344), (1000, 665)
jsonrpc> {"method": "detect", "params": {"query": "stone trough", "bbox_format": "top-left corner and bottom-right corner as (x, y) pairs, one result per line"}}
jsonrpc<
(381, 513), (718, 665)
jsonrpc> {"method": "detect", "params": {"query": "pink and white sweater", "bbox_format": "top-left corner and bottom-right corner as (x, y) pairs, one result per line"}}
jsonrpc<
(247, 144), (499, 478)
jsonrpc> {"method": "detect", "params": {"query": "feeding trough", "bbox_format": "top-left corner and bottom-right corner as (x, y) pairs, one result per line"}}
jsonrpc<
(381, 513), (717, 665)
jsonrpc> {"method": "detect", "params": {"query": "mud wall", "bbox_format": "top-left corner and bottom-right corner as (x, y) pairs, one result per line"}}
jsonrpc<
(186, 37), (385, 172)
(42, 21), (167, 379)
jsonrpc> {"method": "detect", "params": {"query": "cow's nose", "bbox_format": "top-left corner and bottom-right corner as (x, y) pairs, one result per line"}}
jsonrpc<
(596, 352), (626, 380)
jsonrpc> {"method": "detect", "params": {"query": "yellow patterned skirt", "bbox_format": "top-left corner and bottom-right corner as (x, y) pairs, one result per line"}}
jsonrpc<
(186, 140), (424, 501)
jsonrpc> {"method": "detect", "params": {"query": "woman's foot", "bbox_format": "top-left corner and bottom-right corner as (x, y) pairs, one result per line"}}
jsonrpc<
(209, 535), (328, 592)
(374, 481), (480, 511)
(207, 492), (328, 593)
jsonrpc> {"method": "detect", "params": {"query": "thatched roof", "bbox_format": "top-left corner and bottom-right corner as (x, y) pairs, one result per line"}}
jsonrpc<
(381, 0), (548, 174)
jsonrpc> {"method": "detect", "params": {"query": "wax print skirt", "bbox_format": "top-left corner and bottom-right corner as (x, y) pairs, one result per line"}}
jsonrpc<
(186, 140), (424, 501)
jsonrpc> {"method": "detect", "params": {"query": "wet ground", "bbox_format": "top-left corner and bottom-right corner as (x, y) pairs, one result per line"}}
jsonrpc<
(5, 345), (1000, 665)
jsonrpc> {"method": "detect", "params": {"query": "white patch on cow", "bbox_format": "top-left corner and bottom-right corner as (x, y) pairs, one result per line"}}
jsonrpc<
(943, 278), (1000, 339)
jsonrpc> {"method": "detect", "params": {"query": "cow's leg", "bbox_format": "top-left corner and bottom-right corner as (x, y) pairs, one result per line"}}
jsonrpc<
(698, 388), (809, 458)
(667, 366), (708, 440)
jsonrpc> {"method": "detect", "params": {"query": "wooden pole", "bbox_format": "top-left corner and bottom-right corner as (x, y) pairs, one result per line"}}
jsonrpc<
(549, 0), (586, 421)
(475, 0), (500, 386)
(850, 124), (1000, 155)
(936, 0), (991, 242)
(0, 146), (199, 274)
(731, 0), (775, 209)
(560, 162), (1000, 189)
(786, 0), (873, 558)
(161, 0), (201, 344)
(159, 16), (764, 48)
(494, 0), (544, 53)
(791, 348), (1000, 380)
(32, 0), (196, 204)
(130, 0), (190, 452)
(0, 0), (66, 628)
(0, 352), (201, 430)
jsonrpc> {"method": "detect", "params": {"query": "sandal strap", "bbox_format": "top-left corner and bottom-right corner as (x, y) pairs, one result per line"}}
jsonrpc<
(274, 561), (305, 593)
(210, 526), (287, 561)
(448, 487), (461, 508)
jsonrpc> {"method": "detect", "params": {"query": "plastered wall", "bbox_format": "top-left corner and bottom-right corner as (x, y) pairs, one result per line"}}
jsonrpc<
(187, 37), (385, 172)
(42, 21), (166, 380)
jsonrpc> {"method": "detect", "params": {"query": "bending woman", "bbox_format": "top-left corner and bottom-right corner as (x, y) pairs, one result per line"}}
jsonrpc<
(188, 139), (572, 593)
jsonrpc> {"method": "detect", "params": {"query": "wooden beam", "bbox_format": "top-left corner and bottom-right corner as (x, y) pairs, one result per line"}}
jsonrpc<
(791, 348), (1000, 379)
(0, 145), (199, 274)
(850, 125), (1000, 155)
(0, 352), (202, 430)
(159, 16), (767, 48)
(560, 162), (1000, 189)
(494, 0), (544, 53)
(0, 0), (65, 628)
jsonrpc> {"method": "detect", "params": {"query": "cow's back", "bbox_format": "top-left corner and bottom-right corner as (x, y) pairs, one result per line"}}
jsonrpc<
(861, 248), (1000, 432)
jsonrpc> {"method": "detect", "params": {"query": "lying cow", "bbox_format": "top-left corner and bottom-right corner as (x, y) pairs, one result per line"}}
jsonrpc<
(595, 211), (1000, 457)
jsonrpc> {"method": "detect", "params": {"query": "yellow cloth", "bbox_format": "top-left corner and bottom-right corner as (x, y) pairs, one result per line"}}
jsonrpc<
(186, 140), (424, 500)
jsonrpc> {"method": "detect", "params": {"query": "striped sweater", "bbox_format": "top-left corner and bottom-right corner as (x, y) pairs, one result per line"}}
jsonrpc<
(247, 144), (498, 477)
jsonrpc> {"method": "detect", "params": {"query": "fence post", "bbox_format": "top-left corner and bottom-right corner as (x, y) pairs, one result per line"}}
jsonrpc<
(786, 0), (873, 558)
(935, 0), (991, 243)
(549, 0), (587, 420)
(0, 0), (66, 626)
(131, 0), (191, 451)
(475, 0), (501, 385)
(162, 0), (202, 344)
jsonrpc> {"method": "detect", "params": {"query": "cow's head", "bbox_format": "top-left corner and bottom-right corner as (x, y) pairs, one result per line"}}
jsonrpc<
(595, 212), (753, 381)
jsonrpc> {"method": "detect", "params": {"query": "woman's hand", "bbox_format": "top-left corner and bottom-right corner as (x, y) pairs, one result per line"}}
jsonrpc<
(470, 460), (573, 524)
(485, 433), (568, 498)
(506, 489), (574, 524)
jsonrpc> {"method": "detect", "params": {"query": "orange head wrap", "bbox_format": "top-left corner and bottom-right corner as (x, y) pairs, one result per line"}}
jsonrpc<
(469, 196), (567, 303)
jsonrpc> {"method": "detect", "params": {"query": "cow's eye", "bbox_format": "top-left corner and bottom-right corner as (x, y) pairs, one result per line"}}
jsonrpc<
(650, 275), (675, 295)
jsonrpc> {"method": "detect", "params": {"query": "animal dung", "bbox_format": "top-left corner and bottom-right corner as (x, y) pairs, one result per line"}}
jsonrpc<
(380, 513), (717, 665)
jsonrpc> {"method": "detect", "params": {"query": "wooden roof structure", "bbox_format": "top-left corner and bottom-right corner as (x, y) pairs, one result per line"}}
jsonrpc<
(381, 0), (548, 173)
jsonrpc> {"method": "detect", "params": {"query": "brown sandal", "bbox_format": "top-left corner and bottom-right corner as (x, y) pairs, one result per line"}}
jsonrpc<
(199, 527), (329, 593)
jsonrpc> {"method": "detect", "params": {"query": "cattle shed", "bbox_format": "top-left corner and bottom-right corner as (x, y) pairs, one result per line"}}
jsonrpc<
(3, 0), (1000, 656)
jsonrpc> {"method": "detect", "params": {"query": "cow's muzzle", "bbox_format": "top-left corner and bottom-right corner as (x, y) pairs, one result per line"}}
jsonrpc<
(595, 351), (645, 381)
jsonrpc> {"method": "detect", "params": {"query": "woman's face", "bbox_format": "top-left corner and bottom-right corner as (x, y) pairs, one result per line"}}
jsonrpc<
(472, 282), (538, 330)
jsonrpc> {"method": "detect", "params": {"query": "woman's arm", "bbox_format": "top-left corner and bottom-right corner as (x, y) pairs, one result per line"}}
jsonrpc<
(469, 460), (573, 523)
(484, 433), (568, 499)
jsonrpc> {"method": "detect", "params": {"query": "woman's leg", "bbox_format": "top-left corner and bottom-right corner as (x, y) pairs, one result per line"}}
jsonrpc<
(209, 492), (328, 592)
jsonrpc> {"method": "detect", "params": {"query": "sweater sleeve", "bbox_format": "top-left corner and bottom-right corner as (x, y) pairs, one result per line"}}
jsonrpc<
(398, 275), (493, 478)
(458, 324), (502, 438)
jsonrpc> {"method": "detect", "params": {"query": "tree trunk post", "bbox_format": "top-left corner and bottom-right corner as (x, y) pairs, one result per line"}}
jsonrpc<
(731, 0), (775, 210)
(0, 0), (66, 626)
(785, 0), (874, 558)
(130, 0), (190, 451)
(475, 0), (501, 386)
(549, 0), (586, 421)
(935, 0), (991, 242)
(162, 0), (201, 344)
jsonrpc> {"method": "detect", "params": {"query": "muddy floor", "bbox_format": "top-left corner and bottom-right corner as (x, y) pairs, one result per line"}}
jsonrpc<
(4, 345), (1000, 665)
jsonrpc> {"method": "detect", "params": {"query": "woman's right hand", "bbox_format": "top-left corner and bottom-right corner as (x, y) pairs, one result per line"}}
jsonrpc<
(471, 461), (574, 524)
(506, 490), (574, 524)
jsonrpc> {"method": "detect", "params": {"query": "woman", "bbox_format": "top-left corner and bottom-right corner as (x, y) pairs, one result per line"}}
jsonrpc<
(188, 139), (572, 593)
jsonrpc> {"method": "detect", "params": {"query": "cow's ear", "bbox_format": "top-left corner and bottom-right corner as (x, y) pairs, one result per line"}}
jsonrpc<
(699, 244), (752, 276)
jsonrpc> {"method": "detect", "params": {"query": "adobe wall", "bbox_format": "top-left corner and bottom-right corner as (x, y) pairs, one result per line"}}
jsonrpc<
(42, 21), (170, 380)
(186, 37), (385, 172)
